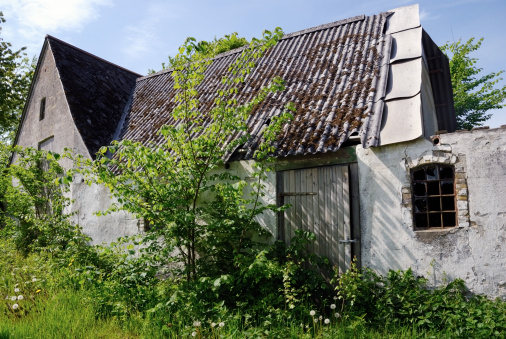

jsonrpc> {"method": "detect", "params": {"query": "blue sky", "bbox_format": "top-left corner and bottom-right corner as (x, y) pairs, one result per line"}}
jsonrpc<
(1, 0), (505, 127)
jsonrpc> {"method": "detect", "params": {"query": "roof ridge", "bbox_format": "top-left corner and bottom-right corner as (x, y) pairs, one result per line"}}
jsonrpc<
(281, 15), (365, 40)
(45, 35), (142, 77)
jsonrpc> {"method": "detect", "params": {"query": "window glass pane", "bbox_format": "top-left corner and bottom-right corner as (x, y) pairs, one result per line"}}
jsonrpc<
(443, 213), (456, 227)
(415, 214), (428, 228)
(429, 214), (442, 227)
(426, 166), (438, 180)
(442, 197), (455, 211)
(415, 198), (427, 212)
(427, 181), (440, 195)
(441, 180), (454, 195)
(440, 166), (453, 179)
(413, 168), (425, 181)
(428, 197), (441, 211)
(413, 182), (426, 196)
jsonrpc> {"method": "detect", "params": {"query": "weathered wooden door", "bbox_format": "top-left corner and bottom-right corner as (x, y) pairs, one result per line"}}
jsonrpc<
(278, 165), (354, 273)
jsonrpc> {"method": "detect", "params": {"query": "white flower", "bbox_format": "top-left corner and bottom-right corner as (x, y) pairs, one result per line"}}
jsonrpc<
(305, 325), (309, 329)
(319, 315), (322, 320)
(219, 322), (225, 328)
(289, 303), (295, 309)
(12, 304), (19, 310)
(193, 321), (201, 327)
(334, 312), (341, 318)
(14, 288), (20, 293)
(17, 295), (24, 300)
(324, 318), (330, 325)
(330, 304), (336, 309)
(314, 318), (318, 323)
(10, 296), (16, 301)
(309, 310), (316, 316)
(32, 278), (37, 282)
(191, 331), (197, 337)
(300, 323), (303, 327)
(333, 296), (337, 300)
(211, 322), (216, 328)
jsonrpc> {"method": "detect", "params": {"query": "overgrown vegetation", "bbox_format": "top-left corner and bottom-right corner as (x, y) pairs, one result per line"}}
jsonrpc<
(1, 30), (505, 338)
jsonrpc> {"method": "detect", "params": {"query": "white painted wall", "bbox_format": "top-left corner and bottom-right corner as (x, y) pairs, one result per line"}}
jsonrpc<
(357, 127), (506, 298)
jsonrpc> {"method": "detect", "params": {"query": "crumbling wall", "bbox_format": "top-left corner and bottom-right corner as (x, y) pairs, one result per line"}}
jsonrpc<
(357, 127), (506, 298)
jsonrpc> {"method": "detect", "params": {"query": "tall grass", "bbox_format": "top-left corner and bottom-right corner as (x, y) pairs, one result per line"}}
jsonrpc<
(0, 290), (136, 339)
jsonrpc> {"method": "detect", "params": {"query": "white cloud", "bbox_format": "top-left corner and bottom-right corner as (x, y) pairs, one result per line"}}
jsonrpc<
(0, 0), (112, 42)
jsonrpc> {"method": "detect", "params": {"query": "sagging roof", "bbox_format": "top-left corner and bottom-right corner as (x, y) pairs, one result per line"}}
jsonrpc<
(119, 12), (393, 159)
(46, 36), (141, 158)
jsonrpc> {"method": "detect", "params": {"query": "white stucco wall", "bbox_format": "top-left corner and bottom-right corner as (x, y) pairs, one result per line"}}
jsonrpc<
(72, 159), (277, 245)
(69, 176), (141, 245)
(357, 127), (506, 298)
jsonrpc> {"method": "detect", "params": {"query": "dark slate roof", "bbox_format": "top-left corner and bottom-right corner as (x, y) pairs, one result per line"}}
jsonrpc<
(47, 36), (141, 158)
(119, 12), (392, 159)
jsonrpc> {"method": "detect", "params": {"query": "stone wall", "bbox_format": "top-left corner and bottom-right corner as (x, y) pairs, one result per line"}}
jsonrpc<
(357, 127), (506, 298)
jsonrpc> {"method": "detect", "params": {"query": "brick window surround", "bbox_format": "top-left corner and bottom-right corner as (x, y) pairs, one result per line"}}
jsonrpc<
(402, 150), (470, 230)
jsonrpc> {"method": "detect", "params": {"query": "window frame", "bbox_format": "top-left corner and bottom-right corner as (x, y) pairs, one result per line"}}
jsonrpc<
(411, 164), (457, 230)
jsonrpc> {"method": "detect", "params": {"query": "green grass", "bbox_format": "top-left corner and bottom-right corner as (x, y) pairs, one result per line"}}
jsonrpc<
(0, 290), (137, 339)
(0, 286), (445, 339)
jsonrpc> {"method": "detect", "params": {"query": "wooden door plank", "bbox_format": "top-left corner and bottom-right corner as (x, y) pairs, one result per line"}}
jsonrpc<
(342, 166), (351, 271)
(349, 163), (361, 266)
(310, 168), (319, 256)
(325, 166), (333, 261)
(294, 169), (302, 243)
(336, 165), (345, 274)
(287, 170), (296, 245)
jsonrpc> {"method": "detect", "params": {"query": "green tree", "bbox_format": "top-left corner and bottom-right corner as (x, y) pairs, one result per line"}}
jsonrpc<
(73, 29), (293, 281)
(0, 12), (36, 142)
(0, 143), (90, 257)
(440, 38), (506, 130)
(149, 32), (249, 74)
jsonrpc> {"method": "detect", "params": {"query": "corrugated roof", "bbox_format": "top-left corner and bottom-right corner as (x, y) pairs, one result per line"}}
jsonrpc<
(47, 36), (141, 158)
(119, 12), (393, 159)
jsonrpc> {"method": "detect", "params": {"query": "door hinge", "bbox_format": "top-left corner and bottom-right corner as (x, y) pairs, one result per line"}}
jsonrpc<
(339, 237), (357, 244)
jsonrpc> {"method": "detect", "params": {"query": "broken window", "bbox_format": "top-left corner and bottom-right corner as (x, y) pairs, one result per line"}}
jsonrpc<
(411, 164), (456, 229)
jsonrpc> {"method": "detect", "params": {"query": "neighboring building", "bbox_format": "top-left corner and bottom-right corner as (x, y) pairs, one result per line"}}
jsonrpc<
(12, 4), (505, 298)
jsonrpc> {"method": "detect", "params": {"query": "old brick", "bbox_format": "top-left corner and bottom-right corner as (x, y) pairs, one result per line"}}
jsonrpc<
(455, 172), (466, 179)
(457, 188), (468, 196)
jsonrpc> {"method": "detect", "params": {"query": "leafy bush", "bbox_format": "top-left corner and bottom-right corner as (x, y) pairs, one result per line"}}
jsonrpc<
(335, 261), (506, 338)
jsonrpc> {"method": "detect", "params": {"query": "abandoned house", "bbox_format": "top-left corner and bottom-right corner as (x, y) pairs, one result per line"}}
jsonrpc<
(12, 4), (506, 299)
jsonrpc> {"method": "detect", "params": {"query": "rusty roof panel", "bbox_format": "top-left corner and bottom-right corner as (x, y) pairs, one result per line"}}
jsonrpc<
(47, 36), (141, 158)
(121, 12), (392, 158)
